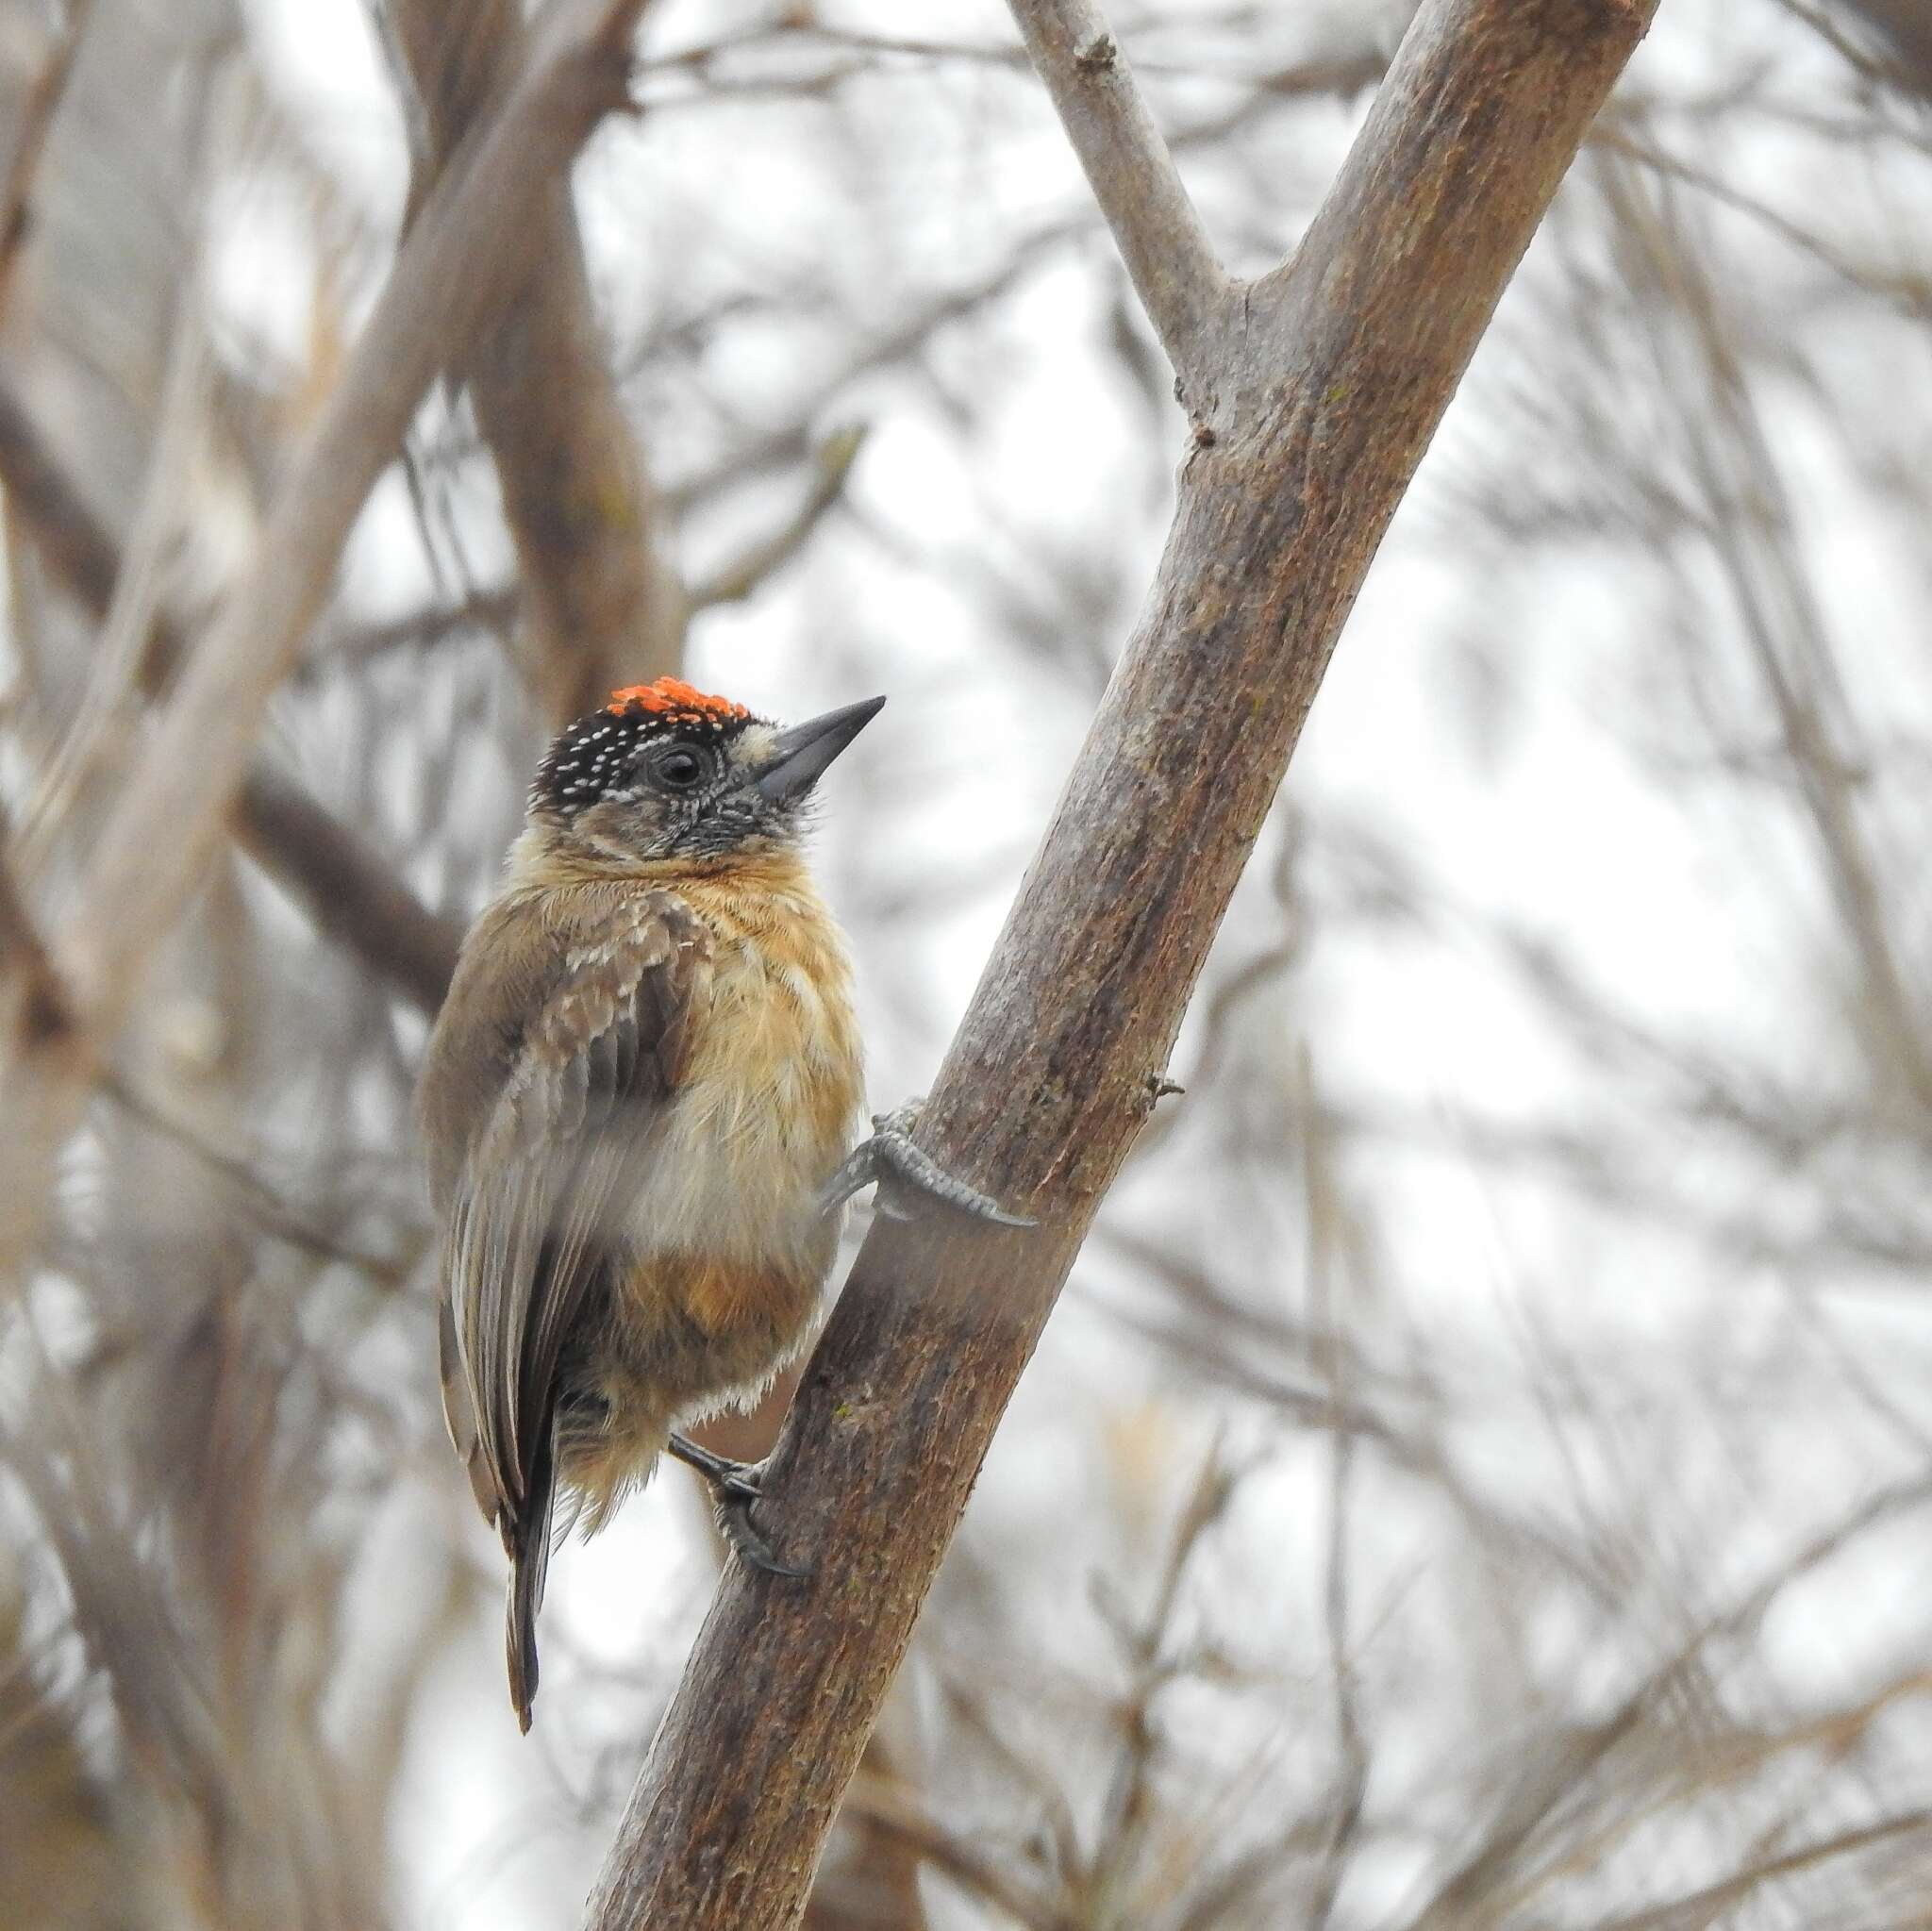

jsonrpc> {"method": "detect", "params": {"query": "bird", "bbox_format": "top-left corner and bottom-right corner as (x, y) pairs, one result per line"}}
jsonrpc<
(417, 674), (1027, 1730)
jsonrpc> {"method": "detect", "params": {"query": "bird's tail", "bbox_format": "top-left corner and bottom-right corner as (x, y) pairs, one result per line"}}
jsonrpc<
(506, 1425), (558, 1734)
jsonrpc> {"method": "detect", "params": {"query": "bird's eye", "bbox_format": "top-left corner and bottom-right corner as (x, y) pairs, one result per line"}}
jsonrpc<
(656, 748), (706, 791)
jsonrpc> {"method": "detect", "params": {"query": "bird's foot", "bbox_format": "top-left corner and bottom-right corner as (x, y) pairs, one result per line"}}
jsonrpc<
(818, 1098), (1036, 1227)
(664, 1433), (808, 1578)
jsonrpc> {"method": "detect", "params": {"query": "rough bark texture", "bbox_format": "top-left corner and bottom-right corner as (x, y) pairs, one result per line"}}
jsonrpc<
(584, 1), (1658, 1925)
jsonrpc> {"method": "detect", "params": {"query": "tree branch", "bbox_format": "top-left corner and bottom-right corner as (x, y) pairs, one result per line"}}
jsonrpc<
(227, 768), (457, 1015)
(0, 0), (651, 1279)
(686, 425), (867, 611)
(61, 0), (644, 1026)
(0, 807), (73, 1049)
(392, 0), (685, 724)
(0, 807), (81, 1270)
(1003, 0), (1231, 395)
(0, 380), (460, 1014)
(0, 0), (94, 322)
(584, 1), (1657, 1925)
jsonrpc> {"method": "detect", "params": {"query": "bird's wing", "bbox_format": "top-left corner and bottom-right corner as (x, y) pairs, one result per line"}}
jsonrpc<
(436, 892), (710, 1544)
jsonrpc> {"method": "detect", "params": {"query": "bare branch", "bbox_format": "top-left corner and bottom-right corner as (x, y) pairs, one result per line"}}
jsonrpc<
(63, 0), (645, 1024)
(318, 581), (521, 674)
(1004, 0), (1231, 393)
(687, 425), (867, 611)
(0, 380), (460, 1013)
(99, 1072), (408, 1285)
(584, 3), (1658, 1925)
(229, 767), (457, 1015)
(1591, 1809), (1932, 1931)
(836, 1776), (1073, 1931)
(0, 806), (72, 1049)
(0, 0), (652, 1279)
(0, 0), (94, 322)
(392, 0), (685, 724)
(1828, 0), (1932, 92)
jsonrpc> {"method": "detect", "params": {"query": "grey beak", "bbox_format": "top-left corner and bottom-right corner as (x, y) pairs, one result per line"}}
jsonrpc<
(753, 695), (886, 807)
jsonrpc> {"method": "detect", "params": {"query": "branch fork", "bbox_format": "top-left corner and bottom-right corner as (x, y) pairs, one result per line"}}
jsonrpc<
(1004, 0), (1237, 406)
(586, 1), (1659, 1924)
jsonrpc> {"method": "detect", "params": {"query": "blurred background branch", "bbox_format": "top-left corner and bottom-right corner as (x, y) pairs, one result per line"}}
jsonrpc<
(0, 378), (462, 1011)
(5, 0), (1932, 1926)
(391, 0), (685, 724)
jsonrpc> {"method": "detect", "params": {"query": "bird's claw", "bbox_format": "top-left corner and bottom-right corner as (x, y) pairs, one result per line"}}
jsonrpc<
(665, 1433), (810, 1579)
(819, 1098), (1037, 1227)
(715, 1483), (809, 1579)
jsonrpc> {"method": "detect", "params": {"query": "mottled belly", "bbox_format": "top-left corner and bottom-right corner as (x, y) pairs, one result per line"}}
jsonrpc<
(555, 874), (865, 1519)
(555, 1238), (834, 1523)
(618, 1240), (834, 1409)
(625, 922), (864, 1268)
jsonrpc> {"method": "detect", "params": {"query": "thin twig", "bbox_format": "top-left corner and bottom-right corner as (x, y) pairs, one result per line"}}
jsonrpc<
(16, 280), (213, 877)
(1407, 1472), (1932, 1926)
(99, 1073), (410, 1287)
(1306, 1057), (1370, 1931)
(1085, 1442), (1243, 1918)
(316, 582), (521, 675)
(1594, 1808), (1932, 1931)
(838, 1776), (1076, 1931)
(687, 424), (868, 610)
(1003, 0), (1232, 395)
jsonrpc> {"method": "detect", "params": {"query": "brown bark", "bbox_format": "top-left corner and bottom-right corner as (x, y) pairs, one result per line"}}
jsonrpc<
(583, 1), (1658, 1925)
(388, 23), (922, 1915)
(392, 0), (685, 726)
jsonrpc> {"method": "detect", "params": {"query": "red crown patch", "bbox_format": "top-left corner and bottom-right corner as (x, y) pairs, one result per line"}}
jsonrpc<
(606, 677), (750, 724)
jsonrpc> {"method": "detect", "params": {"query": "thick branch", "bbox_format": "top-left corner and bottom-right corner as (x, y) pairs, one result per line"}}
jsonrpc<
(393, 0), (684, 724)
(585, 2), (1657, 1926)
(1004, 0), (1231, 392)
(0, 381), (460, 1014)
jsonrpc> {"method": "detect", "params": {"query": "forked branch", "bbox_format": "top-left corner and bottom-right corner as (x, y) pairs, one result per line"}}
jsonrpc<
(587, 1), (1659, 1925)
(1004, 0), (1231, 393)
